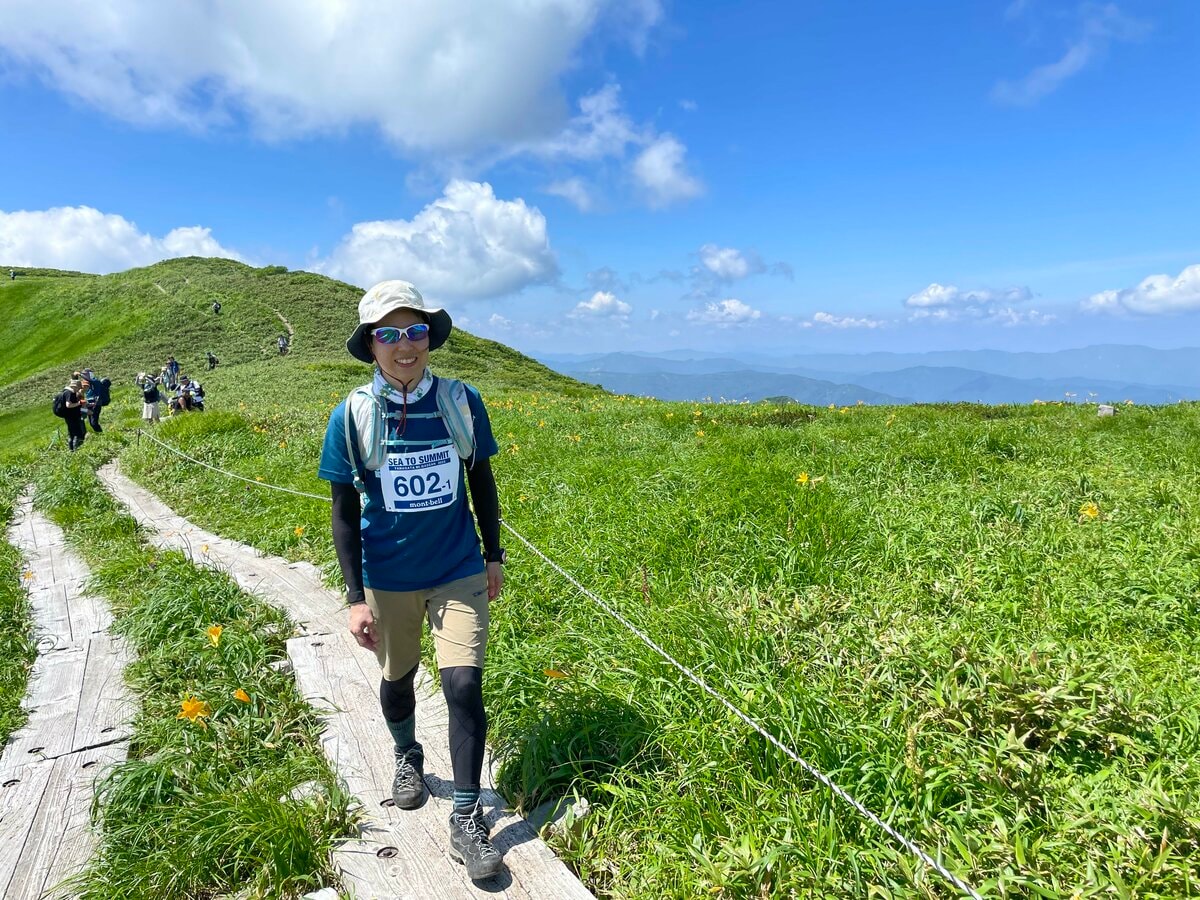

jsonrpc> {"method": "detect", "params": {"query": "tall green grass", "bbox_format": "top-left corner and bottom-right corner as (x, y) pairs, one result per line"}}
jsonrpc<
(0, 462), (37, 746)
(32, 448), (354, 900)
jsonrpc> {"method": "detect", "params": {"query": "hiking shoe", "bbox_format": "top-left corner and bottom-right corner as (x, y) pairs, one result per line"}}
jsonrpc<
(448, 802), (503, 880)
(391, 746), (426, 810)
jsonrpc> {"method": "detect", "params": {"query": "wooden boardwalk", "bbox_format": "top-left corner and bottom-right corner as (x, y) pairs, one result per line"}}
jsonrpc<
(97, 462), (594, 900)
(1, 491), (134, 900)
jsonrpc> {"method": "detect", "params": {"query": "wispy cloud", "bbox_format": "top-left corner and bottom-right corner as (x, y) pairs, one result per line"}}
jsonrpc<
(992, 3), (1148, 106)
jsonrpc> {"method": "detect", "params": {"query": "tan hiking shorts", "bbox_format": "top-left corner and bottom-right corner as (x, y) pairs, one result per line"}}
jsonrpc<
(364, 572), (489, 680)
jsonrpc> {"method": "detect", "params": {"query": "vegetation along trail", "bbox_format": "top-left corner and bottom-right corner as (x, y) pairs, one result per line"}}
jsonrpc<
(2, 259), (1198, 899)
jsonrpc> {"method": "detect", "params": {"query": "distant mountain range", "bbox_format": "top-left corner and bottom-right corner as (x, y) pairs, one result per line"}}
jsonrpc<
(538, 345), (1200, 405)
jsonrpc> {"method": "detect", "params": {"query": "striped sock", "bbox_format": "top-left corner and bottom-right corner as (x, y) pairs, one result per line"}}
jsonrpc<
(385, 715), (417, 754)
(453, 787), (480, 813)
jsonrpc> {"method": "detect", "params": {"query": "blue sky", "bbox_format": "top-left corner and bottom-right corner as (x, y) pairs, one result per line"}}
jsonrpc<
(1, 1), (1197, 357)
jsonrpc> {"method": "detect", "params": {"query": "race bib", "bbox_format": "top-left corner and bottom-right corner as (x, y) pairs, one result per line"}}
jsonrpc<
(379, 445), (460, 513)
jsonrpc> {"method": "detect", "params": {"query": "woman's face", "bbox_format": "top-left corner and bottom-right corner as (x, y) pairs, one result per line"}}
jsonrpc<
(370, 308), (430, 384)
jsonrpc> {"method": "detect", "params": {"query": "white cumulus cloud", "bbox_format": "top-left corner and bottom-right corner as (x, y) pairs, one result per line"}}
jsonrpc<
(905, 282), (1041, 324)
(571, 290), (632, 319)
(698, 244), (759, 281)
(633, 135), (703, 208)
(0, 1), (665, 154)
(0, 205), (243, 273)
(809, 311), (886, 329)
(686, 298), (761, 326)
(318, 180), (557, 301)
(1081, 264), (1200, 315)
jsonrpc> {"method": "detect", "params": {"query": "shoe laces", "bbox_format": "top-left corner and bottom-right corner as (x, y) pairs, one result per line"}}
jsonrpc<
(394, 750), (422, 787)
(455, 808), (498, 855)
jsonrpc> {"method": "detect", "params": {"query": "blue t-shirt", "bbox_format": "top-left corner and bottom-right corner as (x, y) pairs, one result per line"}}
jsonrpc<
(317, 377), (499, 591)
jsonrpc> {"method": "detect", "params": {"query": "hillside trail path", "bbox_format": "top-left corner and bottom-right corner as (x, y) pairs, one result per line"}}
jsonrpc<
(96, 462), (594, 900)
(1, 490), (134, 900)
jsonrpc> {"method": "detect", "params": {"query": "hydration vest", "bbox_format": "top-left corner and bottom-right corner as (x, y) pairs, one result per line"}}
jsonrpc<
(342, 377), (476, 497)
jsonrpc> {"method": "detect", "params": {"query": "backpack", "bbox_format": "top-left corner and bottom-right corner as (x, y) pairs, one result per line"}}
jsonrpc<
(343, 377), (476, 496)
(52, 391), (68, 418)
(96, 378), (112, 407)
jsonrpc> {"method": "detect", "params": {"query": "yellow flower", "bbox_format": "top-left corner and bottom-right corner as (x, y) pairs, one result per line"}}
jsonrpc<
(693, 408), (702, 417)
(233, 688), (251, 703)
(508, 443), (520, 454)
(828, 403), (835, 410)
(207, 624), (223, 647)
(22, 570), (34, 581)
(278, 440), (287, 449)
(538, 419), (545, 427)
(839, 407), (848, 414)
(1078, 502), (1100, 520)
(294, 526), (305, 537)
(200, 544), (209, 554)
(177, 696), (212, 727)
(543, 668), (568, 679)
(666, 412), (674, 419)
(795, 472), (809, 485)
(886, 414), (896, 427)
(255, 476), (264, 482)
(518, 493), (528, 502)
(695, 429), (705, 437)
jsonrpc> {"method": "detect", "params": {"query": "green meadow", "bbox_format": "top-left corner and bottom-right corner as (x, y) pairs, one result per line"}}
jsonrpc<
(2, 259), (1198, 898)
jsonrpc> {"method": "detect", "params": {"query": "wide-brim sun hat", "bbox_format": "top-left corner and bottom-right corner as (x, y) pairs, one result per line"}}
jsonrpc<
(346, 280), (452, 363)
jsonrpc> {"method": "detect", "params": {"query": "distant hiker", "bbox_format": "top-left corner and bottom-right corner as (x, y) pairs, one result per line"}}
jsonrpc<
(81, 378), (103, 433)
(136, 372), (162, 424)
(206, 351), (219, 370)
(172, 374), (204, 413)
(212, 300), (222, 315)
(318, 280), (504, 881)
(277, 333), (290, 355)
(165, 356), (180, 385)
(56, 379), (87, 450)
(8, 269), (14, 281)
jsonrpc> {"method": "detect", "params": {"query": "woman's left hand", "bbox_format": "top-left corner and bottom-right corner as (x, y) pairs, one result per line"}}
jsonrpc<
(486, 561), (503, 602)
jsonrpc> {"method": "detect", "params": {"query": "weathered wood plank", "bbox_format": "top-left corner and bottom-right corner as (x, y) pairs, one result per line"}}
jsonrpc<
(99, 463), (594, 899)
(3, 491), (134, 900)
(1, 743), (127, 900)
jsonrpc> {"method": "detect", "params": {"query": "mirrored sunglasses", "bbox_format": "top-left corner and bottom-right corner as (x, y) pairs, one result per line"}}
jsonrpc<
(370, 324), (430, 344)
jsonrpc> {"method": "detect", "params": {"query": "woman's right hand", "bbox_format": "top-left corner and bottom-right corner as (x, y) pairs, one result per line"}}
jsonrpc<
(348, 603), (378, 650)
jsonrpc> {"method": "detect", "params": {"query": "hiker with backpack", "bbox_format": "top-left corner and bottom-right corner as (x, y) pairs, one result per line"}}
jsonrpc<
(318, 280), (505, 882)
(54, 378), (87, 450)
(206, 351), (219, 370)
(172, 374), (205, 413)
(136, 372), (162, 423)
(212, 300), (222, 315)
(277, 333), (290, 355)
(80, 373), (110, 433)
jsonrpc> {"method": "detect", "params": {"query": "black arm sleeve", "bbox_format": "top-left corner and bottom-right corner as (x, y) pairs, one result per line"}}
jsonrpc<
(330, 481), (366, 605)
(466, 457), (502, 557)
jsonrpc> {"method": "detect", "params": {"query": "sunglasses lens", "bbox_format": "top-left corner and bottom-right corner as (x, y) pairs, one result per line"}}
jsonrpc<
(373, 324), (430, 343)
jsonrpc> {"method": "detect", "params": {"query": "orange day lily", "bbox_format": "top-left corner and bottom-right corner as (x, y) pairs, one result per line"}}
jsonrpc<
(233, 688), (251, 703)
(177, 696), (212, 727)
(207, 625), (223, 647)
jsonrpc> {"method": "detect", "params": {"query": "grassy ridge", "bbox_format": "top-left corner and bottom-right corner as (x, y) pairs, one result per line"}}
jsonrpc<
(2, 257), (1198, 898)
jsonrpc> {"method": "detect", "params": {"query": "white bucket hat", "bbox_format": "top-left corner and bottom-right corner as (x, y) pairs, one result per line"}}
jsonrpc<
(346, 280), (452, 363)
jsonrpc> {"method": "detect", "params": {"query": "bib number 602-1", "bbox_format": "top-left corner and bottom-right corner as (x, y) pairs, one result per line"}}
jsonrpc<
(392, 472), (449, 498)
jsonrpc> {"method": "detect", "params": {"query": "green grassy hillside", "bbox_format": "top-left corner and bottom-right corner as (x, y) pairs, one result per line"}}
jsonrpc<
(2, 257), (1199, 899)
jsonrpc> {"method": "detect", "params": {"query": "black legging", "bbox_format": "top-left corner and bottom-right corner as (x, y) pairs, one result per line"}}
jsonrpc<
(381, 664), (487, 790)
(66, 416), (86, 451)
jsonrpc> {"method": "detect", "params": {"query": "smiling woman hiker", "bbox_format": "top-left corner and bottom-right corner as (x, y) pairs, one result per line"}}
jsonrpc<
(317, 280), (506, 881)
